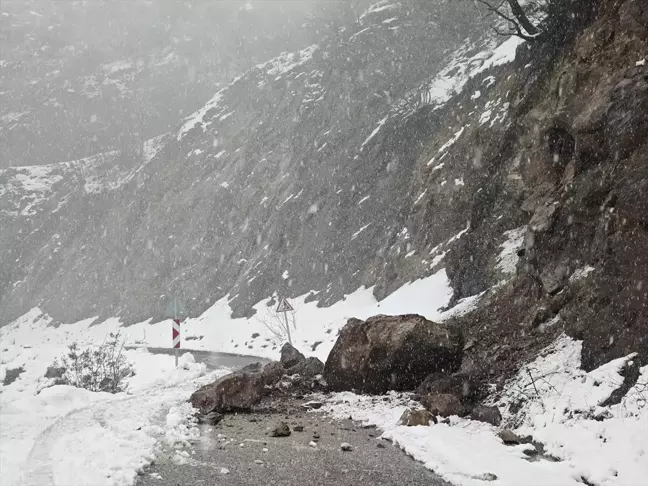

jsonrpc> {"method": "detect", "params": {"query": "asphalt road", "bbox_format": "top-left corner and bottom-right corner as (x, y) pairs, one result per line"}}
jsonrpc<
(140, 346), (270, 371)
(135, 350), (449, 486)
(137, 410), (449, 486)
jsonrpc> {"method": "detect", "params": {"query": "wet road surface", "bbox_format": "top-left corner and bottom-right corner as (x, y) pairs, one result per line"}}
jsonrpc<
(135, 349), (449, 486)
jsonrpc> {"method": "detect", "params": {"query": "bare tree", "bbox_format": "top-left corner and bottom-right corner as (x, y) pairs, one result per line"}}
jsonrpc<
(257, 305), (297, 345)
(475, 0), (544, 41)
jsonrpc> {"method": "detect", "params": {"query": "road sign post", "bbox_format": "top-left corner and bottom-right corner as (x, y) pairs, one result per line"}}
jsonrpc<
(172, 318), (181, 367)
(276, 297), (295, 345)
(165, 296), (188, 368)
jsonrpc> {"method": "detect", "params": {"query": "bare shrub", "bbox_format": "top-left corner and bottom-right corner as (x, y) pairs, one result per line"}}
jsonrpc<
(54, 331), (134, 393)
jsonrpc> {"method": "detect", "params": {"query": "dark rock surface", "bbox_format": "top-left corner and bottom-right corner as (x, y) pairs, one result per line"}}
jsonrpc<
(420, 393), (466, 418)
(498, 429), (522, 445)
(416, 372), (483, 406)
(44, 366), (65, 379)
(190, 371), (264, 414)
(261, 361), (286, 387)
(469, 405), (502, 426)
(398, 408), (435, 427)
(280, 343), (306, 369)
(270, 422), (291, 437)
(324, 314), (463, 393)
(287, 357), (325, 379)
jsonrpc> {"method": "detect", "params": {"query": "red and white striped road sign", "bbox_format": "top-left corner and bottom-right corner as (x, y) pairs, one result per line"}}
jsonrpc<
(172, 318), (181, 349)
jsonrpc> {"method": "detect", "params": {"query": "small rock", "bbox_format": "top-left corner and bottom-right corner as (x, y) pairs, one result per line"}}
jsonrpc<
(262, 448), (268, 453)
(293, 425), (304, 432)
(219, 467), (230, 475)
(302, 401), (323, 410)
(254, 459), (264, 465)
(309, 441), (317, 448)
(313, 432), (320, 439)
(478, 472), (498, 481)
(498, 429), (521, 445)
(376, 442), (386, 449)
(469, 405), (502, 426)
(239, 443), (245, 448)
(522, 445), (539, 457)
(44, 366), (65, 379)
(362, 423), (377, 429)
(340, 442), (353, 452)
(271, 422), (291, 437)
(198, 411), (224, 426)
(398, 408), (435, 426)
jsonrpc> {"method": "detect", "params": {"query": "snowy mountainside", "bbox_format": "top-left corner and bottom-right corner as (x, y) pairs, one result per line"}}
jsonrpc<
(4, 0), (645, 384)
(1, 0), (498, 325)
(0, 0), (357, 168)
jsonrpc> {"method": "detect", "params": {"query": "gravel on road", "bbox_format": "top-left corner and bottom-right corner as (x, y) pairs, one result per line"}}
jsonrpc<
(137, 407), (449, 486)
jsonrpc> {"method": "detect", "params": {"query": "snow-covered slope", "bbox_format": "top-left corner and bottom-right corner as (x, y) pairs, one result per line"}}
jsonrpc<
(1, 0), (509, 326)
(0, 0), (361, 168)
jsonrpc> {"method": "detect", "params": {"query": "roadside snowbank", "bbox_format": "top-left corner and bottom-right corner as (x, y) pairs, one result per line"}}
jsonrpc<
(0, 332), (224, 486)
(320, 335), (648, 486)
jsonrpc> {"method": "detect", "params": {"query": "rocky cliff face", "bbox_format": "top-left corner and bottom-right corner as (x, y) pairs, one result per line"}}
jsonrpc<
(437, 0), (648, 377)
(1, 0), (646, 371)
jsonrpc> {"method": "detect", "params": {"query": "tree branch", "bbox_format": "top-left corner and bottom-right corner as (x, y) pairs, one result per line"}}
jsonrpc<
(477, 0), (543, 41)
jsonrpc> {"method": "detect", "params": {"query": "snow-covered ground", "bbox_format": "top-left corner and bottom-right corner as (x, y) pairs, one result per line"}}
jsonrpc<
(0, 323), (228, 486)
(320, 335), (648, 486)
(0, 269), (456, 486)
(2, 267), (646, 486)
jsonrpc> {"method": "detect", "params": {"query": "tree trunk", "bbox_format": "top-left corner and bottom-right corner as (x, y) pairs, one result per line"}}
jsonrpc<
(506, 0), (540, 35)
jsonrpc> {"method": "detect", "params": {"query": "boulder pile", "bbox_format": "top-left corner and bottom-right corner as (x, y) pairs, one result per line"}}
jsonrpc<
(190, 342), (324, 416)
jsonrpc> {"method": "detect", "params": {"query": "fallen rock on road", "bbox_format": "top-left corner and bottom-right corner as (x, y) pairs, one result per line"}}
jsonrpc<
(324, 314), (463, 393)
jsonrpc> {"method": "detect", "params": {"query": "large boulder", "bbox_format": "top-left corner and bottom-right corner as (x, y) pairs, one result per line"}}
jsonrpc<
(324, 314), (464, 393)
(190, 371), (263, 414)
(261, 361), (285, 386)
(280, 343), (306, 368)
(421, 393), (466, 417)
(287, 357), (324, 379)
